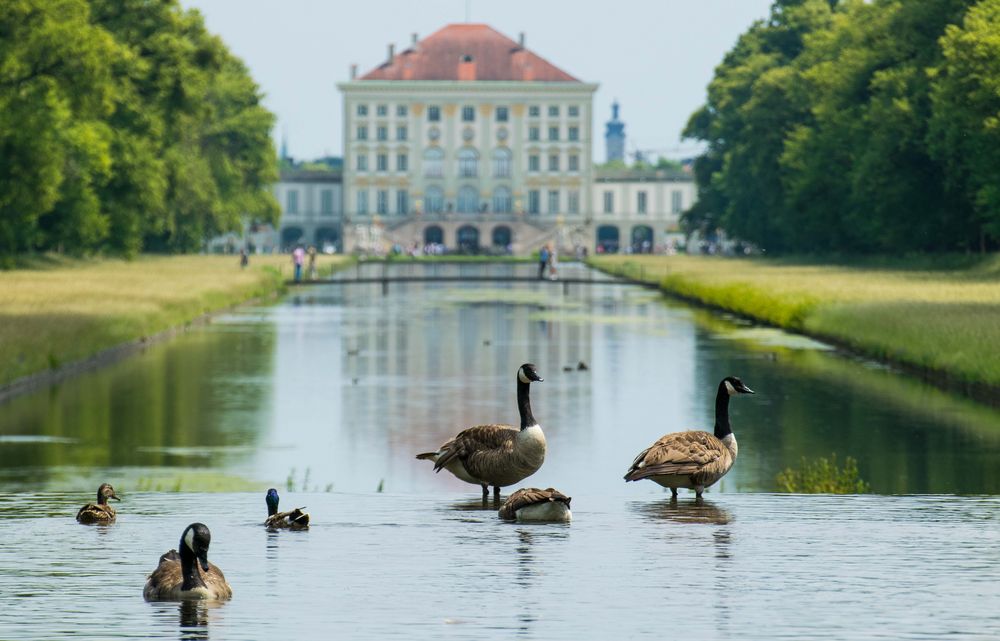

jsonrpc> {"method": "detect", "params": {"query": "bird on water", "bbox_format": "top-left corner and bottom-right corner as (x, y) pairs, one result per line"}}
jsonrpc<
(76, 483), (120, 524)
(143, 523), (233, 601)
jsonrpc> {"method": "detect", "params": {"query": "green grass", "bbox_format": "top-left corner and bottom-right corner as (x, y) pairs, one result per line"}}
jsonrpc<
(362, 254), (540, 263)
(590, 255), (1000, 389)
(0, 254), (353, 388)
(776, 454), (871, 494)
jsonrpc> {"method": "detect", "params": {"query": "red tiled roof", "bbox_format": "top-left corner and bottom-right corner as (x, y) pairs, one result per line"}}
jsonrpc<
(359, 24), (580, 82)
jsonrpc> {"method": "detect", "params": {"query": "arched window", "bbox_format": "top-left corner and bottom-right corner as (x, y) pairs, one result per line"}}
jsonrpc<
(597, 225), (620, 254)
(492, 186), (512, 213)
(457, 185), (479, 213)
(423, 147), (444, 178)
(457, 148), (478, 178)
(492, 148), (512, 178)
(457, 225), (480, 253)
(492, 225), (512, 248)
(425, 186), (444, 214)
(424, 225), (444, 245)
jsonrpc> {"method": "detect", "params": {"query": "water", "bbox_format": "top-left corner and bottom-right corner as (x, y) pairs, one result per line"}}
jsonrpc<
(1, 262), (1000, 639)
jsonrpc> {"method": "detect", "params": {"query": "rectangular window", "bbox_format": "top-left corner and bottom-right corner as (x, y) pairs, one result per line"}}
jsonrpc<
(548, 105), (559, 117)
(396, 153), (408, 171)
(528, 190), (540, 214)
(396, 105), (408, 117)
(462, 105), (475, 122)
(397, 189), (408, 215)
(548, 154), (559, 172)
(672, 190), (683, 213)
(357, 125), (368, 140)
(376, 126), (388, 141)
(376, 153), (388, 172)
(356, 154), (368, 171)
(357, 104), (368, 117)
(603, 190), (614, 213)
(568, 126), (579, 141)
(321, 189), (334, 215)
(568, 190), (580, 214)
(357, 190), (368, 214)
(286, 190), (299, 214)
(568, 105), (579, 117)
(376, 104), (388, 117)
(377, 190), (388, 214)
(548, 126), (559, 141)
(547, 190), (560, 214)
(528, 155), (540, 172)
(638, 191), (648, 214)
(428, 106), (441, 122)
(528, 126), (540, 141)
(496, 106), (509, 122)
(529, 105), (540, 117)
(568, 154), (579, 172)
(396, 126), (407, 141)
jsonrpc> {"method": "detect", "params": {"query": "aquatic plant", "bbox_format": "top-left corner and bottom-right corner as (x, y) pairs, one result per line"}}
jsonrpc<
(775, 454), (871, 494)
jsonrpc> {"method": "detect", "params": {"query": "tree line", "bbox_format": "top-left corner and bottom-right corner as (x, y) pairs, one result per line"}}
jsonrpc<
(0, 0), (278, 264)
(683, 0), (1000, 254)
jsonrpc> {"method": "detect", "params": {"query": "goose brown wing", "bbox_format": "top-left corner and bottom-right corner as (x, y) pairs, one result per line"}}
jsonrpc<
(499, 487), (571, 520)
(624, 431), (725, 481)
(145, 550), (181, 592)
(432, 423), (517, 473)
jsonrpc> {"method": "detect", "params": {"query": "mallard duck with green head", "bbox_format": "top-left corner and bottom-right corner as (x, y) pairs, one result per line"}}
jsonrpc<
(264, 488), (310, 529)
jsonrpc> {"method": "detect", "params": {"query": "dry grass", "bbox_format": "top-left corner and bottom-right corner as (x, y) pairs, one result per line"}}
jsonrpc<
(591, 255), (1000, 387)
(0, 254), (352, 387)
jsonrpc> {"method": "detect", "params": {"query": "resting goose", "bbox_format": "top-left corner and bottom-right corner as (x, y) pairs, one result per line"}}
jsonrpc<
(263, 488), (310, 529)
(417, 363), (546, 502)
(498, 487), (572, 522)
(76, 483), (120, 524)
(143, 523), (233, 601)
(624, 376), (754, 497)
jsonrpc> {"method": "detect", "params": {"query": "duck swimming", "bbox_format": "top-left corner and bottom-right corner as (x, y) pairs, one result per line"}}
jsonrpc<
(263, 488), (310, 529)
(76, 483), (120, 524)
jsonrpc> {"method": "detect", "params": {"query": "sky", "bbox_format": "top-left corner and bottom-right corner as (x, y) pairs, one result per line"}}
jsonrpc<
(180, 0), (774, 162)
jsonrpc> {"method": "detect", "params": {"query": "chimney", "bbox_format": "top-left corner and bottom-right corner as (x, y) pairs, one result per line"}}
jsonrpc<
(518, 32), (525, 48)
(350, 64), (357, 80)
(388, 44), (395, 62)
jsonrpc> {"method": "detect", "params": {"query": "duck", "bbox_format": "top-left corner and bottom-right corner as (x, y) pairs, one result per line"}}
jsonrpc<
(498, 487), (572, 522)
(416, 363), (546, 502)
(143, 523), (233, 601)
(263, 488), (310, 529)
(76, 483), (120, 524)
(624, 376), (754, 497)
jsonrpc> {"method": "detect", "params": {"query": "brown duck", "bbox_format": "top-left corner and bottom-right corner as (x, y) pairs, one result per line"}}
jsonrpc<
(499, 487), (572, 522)
(264, 488), (309, 529)
(624, 376), (754, 497)
(143, 523), (232, 601)
(76, 483), (120, 524)
(417, 363), (546, 502)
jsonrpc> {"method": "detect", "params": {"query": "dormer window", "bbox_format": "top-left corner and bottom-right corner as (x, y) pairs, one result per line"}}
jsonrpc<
(462, 54), (474, 63)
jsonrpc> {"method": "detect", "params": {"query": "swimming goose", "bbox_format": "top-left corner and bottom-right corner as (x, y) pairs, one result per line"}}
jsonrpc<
(499, 487), (572, 522)
(624, 376), (754, 497)
(263, 488), (310, 529)
(76, 483), (120, 524)
(416, 363), (546, 502)
(143, 523), (233, 601)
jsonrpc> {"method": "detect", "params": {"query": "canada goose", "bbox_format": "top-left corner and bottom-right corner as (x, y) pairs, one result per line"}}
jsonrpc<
(143, 523), (232, 601)
(577, 360), (589, 371)
(76, 483), (120, 524)
(499, 487), (572, 522)
(624, 376), (754, 497)
(416, 363), (546, 502)
(264, 488), (310, 529)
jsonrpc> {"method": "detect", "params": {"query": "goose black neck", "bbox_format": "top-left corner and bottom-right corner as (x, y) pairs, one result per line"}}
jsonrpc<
(517, 380), (536, 431)
(179, 546), (207, 591)
(713, 382), (732, 440)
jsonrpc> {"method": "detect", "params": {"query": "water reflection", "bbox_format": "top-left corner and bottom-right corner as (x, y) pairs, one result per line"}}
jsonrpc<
(633, 497), (734, 525)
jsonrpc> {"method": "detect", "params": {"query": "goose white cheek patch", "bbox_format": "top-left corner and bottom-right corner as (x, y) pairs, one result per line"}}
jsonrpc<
(184, 528), (195, 552)
(518, 369), (530, 384)
(725, 381), (736, 396)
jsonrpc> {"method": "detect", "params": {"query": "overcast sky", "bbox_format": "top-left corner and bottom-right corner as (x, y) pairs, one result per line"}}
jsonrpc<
(180, 0), (774, 162)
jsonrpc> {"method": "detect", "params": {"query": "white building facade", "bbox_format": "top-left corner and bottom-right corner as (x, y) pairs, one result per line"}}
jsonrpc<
(591, 168), (696, 253)
(272, 169), (343, 250)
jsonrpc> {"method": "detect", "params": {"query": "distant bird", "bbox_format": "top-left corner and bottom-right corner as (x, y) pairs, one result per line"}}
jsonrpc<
(76, 483), (120, 524)
(417, 363), (546, 502)
(347, 348), (360, 356)
(624, 376), (754, 497)
(263, 488), (310, 529)
(498, 487), (572, 522)
(577, 360), (589, 371)
(483, 340), (491, 346)
(143, 523), (232, 601)
(563, 366), (573, 372)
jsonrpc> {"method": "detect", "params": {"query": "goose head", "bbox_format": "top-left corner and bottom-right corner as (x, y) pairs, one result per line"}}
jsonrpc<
(517, 363), (543, 384)
(722, 376), (754, 396)
(265, 488), (280, 516)
(97, 483), (121, 504)
(180, 523), (212, 572)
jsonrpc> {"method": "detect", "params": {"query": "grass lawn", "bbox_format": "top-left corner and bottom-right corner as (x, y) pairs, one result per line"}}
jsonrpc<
(590, 254), (1000, 391)
(0, 254), (353, 389)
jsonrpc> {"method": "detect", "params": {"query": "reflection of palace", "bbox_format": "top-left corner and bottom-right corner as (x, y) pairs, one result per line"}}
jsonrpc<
(274, 24), (696, 254)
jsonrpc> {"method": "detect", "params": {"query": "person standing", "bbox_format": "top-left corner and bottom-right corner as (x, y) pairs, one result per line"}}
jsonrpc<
(307, 245), (318, 280)
(547, 242), (558, 280)
(292, 245), (305, 282)
(239, 248), (249, 269)
(538, 244), (550, 280)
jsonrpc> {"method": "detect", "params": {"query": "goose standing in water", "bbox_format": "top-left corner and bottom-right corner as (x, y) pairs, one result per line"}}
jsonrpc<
(76, 483), (120, 524)
(263, 488), (310, 529)
(624, 376), (754, 497)
(417, 363), (546, 502)
(143, 523), (233, 601)
(498, 487), (572, 522)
